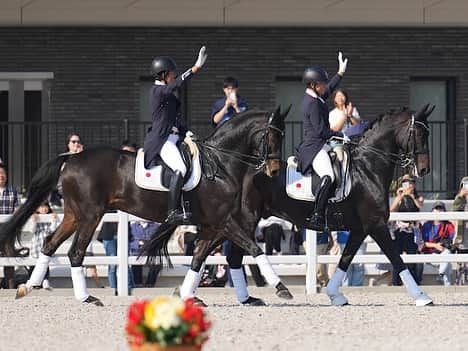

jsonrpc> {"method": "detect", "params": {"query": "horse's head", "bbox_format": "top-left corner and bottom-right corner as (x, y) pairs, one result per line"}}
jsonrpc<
(395, 104), (435, 177)
(254, 105), (290, 177)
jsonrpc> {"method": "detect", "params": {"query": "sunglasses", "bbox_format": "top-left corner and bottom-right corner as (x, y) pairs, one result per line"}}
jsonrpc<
(69, 140), (81, 144)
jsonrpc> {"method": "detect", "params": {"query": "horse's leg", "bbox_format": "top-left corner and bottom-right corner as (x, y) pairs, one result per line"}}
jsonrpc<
(15, 210), (78, 299)
(224, 218), (293, 300)
(326, 224), (367, 306)
(179, 236), (224, 304)
(370, 224), (433, 306)
(226, 242), (266, 305)
(67, 213), (104, 306)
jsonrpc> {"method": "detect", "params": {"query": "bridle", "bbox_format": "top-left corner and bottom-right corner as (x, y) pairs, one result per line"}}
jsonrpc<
(199, 112), (284, 170)
(342, 114), (429, 169)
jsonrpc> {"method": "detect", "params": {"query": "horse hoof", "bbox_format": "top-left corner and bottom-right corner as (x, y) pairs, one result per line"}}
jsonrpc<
(275, 282), (294, 300)
(415, 293), (433, 307)
(193, 296), (208, 307)
(241, 296), (267, 306)
(15, 284), (32, 300)
(83, 295), (104, 307)
(329, 293), (349, 306)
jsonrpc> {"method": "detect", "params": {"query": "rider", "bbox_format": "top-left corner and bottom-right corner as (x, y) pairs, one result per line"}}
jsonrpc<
(143, 46), (207, 224)
(296, 52), (349, 230)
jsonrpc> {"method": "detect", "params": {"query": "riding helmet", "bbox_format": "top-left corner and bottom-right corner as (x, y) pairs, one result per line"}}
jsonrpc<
(150, 57), (177, 78)
(302, 67), (329, 86)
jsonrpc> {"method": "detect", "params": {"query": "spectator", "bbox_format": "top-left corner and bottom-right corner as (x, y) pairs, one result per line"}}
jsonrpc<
(262, 223), (285, 255)
(129, 220), (162, 287)
(453, 176), (468, 247)
(421, 201), (455, 286)
(97, 214), (135, 294)
(211, 76), (248, 127)
(28, 201), (58, 290)
(65, 132), (83, 154)
(336, 231), (366, 286)
(199, 245), (228, 287)
(329, 89), (360, 160)
(0, 163), (19, 289)
(289, 225), (304, 255)
(389, 174), (424, 285)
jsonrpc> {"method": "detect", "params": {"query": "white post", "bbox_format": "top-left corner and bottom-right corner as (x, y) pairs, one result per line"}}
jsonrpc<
(117, 211), (129, 297)
(305, 229), (317, 295)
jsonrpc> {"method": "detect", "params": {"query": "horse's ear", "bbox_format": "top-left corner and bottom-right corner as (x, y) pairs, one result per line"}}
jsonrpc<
(415, 103), (435, 121)
(280, 104), (292, 120)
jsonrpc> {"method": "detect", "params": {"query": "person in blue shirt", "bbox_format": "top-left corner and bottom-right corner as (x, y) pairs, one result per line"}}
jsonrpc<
(211, 77), (248, 127)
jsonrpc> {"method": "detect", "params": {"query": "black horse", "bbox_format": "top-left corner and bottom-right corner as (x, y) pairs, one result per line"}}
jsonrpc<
(188, 105), (435, 306)
(0, 108), (290, 305)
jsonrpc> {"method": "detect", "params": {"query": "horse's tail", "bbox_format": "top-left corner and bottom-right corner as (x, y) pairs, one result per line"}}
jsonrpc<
(141, 221), (178, 268)
(0, 154), (69, 256)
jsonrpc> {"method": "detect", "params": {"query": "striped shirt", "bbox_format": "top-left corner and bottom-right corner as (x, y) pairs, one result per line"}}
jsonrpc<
(0, 186), (19, 214)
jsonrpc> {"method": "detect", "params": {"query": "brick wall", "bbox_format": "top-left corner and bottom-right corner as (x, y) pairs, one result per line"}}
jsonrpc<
(0, 27), (467, 187)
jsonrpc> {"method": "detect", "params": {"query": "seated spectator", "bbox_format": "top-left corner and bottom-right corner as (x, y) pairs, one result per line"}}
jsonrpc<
(28, 201), (58, 290)
(421, 201), (455, 286)
(199, 246), (228, 287)
(129, 220), (162, 287)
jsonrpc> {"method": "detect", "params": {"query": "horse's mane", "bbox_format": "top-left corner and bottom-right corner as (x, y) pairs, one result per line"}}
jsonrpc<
(202, 109), (268, 142)
(358, 106), (411, 142)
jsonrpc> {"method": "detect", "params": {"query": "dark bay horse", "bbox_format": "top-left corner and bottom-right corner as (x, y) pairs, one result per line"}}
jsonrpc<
(189, 105), (435, 306)
(0, 109), (289, 305)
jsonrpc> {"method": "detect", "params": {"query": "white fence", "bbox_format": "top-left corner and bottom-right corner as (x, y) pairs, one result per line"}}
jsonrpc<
(0, 211), (468, 296)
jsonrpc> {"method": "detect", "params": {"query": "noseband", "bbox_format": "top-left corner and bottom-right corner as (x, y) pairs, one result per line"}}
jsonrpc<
(399, 115), (430, 168)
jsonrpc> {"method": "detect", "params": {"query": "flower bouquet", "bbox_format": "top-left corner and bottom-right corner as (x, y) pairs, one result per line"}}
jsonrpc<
(126, 296), (211, 351)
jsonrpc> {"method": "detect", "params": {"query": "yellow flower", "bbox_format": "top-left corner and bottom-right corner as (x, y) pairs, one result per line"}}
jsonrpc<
(144, 296), (185, 330)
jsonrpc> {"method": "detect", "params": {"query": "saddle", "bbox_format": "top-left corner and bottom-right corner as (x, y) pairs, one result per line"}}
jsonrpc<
(135, 140), (202, 192)
(286, 148), (352, 203)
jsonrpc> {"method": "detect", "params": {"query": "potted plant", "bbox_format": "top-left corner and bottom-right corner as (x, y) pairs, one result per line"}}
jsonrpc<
(126, 296), (211, 351)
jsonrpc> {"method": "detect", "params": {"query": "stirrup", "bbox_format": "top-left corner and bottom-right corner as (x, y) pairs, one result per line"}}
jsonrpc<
(306, 213), (326, 231)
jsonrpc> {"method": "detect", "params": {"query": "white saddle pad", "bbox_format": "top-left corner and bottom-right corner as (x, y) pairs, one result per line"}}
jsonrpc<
(286, 152), (352, 202)
(135, 147), (202, 192)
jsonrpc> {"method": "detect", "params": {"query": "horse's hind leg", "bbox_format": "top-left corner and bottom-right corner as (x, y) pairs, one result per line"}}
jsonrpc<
(16, 210), (78, 299)
(67, 213), (104, 306)
(370, 224), (432, 306)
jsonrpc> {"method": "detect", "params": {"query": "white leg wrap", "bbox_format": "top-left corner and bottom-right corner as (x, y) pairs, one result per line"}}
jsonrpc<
(180, 269), (201, 299)
(326, 268), (346, 296)
(399, 269), (433, 306)
(71, 266), (89, 302)
(255, 254), (280, 287)
(230, 268), (249, 303)
(27, 253), (51, 287)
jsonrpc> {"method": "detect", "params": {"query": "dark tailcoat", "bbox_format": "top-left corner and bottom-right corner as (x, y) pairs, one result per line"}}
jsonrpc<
(296, 74), (343, 175)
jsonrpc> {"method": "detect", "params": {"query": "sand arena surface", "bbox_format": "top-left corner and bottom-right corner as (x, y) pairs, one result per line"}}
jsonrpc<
(0, 286), (467, 351)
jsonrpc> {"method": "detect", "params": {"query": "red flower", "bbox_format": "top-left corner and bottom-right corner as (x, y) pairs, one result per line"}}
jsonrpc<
(127, 300), (148, 327)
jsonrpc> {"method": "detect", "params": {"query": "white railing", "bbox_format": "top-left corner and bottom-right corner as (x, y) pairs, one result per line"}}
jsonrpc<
(0, 211), (467, 296)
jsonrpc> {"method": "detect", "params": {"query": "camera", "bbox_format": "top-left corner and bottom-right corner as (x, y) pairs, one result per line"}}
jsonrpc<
(463, 181), (468, 190)
(439, 237), (456, 252)
(402, 182), (410, 189)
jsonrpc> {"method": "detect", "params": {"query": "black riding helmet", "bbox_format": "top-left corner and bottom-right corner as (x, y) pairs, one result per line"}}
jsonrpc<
(302, 67), (329, 86)
(151, 56), (177, 79)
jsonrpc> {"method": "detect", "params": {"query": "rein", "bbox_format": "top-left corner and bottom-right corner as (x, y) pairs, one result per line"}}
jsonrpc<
(337, 115), (429, 169)
(198, 112), (284, 170)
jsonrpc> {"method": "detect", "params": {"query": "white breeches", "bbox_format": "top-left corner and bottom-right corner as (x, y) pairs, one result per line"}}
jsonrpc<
(160, 134), (187, 176)
(312, 146), (335, 182)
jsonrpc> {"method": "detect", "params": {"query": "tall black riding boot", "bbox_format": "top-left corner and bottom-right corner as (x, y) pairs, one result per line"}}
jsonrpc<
(166, 171), (190, 224)
(307, 175), (334, 231)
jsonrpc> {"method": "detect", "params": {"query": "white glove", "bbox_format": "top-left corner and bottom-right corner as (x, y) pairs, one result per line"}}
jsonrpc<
(195, 46), (207, 68)
(342, 133), (351, 143)
(338, 51), (348, 75)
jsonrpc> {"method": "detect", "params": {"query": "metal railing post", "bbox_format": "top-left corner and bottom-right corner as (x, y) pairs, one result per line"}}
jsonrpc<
(117, 211), (129, 297)
(305, 229), (317, 294)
